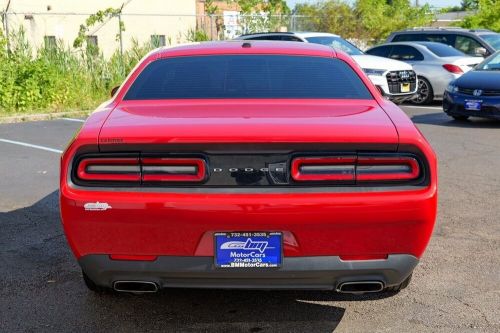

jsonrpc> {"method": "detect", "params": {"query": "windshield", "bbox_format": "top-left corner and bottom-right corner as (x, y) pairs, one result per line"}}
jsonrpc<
(482, 34), (500, 50)
(124, 55), (372, 100)
(305, 36), (364, 55)
(424, 43), (465, 57)
(476, 52), (500, 70)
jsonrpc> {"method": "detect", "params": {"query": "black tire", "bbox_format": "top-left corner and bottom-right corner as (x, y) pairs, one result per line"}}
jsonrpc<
(82, 270), (106, 292)
(412, 77), (434, 105)
(452, 115), (469, 121)
(384, 273), (412, 292)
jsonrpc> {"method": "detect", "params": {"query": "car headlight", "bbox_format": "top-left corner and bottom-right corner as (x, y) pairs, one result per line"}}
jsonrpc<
(445, 83), (458, 93)
(362, 68), (386, 76)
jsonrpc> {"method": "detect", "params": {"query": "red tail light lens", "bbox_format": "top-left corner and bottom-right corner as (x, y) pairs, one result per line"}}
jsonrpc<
(442, 64), (463, 74)
(291, 156), (356, 182)
(141, 158), (206, 182)
(291, 155), (421, 183)
(77, 158), (140, 182)
(357, 156), (420, 182)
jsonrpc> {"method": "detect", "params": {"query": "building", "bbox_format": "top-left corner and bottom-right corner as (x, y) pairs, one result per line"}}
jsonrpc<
(1, 0), (197, 57)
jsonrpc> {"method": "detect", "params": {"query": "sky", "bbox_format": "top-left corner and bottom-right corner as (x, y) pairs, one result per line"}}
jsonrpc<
(287, 0), (463, 9)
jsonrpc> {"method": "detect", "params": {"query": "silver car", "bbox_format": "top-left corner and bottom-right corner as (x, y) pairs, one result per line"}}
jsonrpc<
(366, 42), (482, 104)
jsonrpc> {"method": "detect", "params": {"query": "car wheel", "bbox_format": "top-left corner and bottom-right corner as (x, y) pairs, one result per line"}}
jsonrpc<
(412, 77), (434, 105)
(384, 273), (412, 292)
(452, 115), (469, 121)
(82, 270), (106, 292)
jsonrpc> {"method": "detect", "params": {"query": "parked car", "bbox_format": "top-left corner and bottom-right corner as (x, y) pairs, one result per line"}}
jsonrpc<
(443, 50), (500, 121)
(387, 27), (500, 58)
(366, 41), (482, 104)
(60, 41), (437, 294)
(236, 32), (418, 103)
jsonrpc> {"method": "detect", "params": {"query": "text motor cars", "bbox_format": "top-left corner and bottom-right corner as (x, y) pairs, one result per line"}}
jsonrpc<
(444, 50), (500, 121)
(60, 41), (437, 294)
(236, 32), (418, 103)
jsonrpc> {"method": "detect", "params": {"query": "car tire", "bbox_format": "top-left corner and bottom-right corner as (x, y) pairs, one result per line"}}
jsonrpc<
(412, 77), (434, 105)
(82, 270), (106, 292)
(384, 273), (412, 292)
(451, 115), (469, 121)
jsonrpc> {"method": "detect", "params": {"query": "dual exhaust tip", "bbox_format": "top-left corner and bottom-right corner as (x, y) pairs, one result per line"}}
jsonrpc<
(336, 281), (384, 294)
(113, 281), (159, 293)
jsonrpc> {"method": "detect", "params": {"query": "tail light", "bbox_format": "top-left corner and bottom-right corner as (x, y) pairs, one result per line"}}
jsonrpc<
(77, 157), (141, 182)
(291, 155), (421, 184)
(74, 156), (206, 185)
(291, 156), (356, 182)
(442, 64), (463, 74)
(142, 158), (206, 182)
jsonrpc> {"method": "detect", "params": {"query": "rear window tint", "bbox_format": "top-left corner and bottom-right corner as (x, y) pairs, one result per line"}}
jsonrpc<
(124, 55), (372, 100)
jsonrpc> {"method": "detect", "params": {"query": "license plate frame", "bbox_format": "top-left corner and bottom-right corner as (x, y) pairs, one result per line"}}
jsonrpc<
(214, 231), (283, 268)
(401, 83), (411, 93)
(464, 99), (482, 111)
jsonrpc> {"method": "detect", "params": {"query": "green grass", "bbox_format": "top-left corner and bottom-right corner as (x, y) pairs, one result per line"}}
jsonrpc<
(0, 29), (153, 117)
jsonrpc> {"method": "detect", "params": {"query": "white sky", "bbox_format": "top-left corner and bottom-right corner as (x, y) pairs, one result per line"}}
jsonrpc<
(287, 0), (463, 9)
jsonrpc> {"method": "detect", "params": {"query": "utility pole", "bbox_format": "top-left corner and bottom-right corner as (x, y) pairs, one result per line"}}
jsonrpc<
(3, 0), (12, 53)
(415, 0), (420, 7)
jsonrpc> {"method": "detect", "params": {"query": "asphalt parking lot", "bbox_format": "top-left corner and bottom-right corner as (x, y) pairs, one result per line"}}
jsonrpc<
(0, 105), (499, 333)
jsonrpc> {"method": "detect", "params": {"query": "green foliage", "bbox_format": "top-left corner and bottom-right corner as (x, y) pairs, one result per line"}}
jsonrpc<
(229, 0), (290, 33)
(295, 0), (433, 44)
(0, 28), (155, 115)
(461, 0), (500, 32)
(461, 0), (479, 10)
(185, 28), (210, 42)
(73, 7), (124, 48)
(204, 0), (219, 15)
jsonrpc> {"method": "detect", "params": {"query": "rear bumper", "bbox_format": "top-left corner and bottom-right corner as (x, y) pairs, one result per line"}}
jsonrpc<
(80, 254), (418, 290)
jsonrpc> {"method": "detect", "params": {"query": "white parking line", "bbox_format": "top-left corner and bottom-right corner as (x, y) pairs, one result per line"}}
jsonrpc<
(60, 118), (85, 123)
(0, 138), (63, 154)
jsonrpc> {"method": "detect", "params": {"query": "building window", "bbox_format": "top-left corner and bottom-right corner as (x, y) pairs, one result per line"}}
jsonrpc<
(151, 35), (166, 47)
(86, 36), (98, 47)
(44, 36), (56, 49)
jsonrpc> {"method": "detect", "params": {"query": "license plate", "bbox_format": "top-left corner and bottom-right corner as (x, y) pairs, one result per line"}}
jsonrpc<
(464, 100), (482, 111)
(214, 232), (282, 268)
(401, 83), (410, 93)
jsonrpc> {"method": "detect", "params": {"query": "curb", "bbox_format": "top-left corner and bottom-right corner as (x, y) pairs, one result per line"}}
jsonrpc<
(0, 110), (91, 124)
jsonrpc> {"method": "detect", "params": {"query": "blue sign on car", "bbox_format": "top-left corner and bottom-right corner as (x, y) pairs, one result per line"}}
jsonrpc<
(214, 232), (282, 268)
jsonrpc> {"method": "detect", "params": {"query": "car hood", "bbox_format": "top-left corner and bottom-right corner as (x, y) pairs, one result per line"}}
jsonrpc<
(98, 100), (399, 150)
(455, 70), (500, 90)
(351, 54), (413, 71)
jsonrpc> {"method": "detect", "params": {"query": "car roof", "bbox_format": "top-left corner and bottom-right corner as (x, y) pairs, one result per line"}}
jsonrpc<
(375, 41), (451, 48)
(150, 41), (337, 59)
(237, 31), (341, 39)
(393, 27), (492, 34)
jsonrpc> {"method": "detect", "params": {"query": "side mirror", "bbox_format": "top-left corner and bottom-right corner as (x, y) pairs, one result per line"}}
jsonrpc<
(111, 86), (120, 97)
(474, 47), (487, 57)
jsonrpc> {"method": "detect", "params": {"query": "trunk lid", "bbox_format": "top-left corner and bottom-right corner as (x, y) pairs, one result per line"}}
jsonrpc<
(99, 99), (398, 150)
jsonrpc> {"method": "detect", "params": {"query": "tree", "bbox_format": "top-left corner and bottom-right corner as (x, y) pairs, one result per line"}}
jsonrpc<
(228, 0), (290, 33)
(461, 0), (500, 32)
(461, 0), (479, 10)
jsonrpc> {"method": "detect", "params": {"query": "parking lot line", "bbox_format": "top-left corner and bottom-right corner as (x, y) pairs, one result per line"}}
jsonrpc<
(60, 118), (85, 123)
(0, 138), (63, 154)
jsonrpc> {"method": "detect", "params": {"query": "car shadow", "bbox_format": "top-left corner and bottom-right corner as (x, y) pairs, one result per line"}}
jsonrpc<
(410, 111), (500, 128)
(1, 190), (399, 332)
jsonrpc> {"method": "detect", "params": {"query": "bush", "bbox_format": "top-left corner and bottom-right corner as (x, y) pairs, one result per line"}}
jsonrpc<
(0, 29), (154, 115)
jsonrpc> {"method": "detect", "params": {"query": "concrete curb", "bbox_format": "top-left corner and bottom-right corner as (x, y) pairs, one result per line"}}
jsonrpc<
(0, 110), (91, 124)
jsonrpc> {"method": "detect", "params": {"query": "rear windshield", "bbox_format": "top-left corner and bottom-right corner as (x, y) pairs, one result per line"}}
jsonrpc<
(124, 55), (372, 100)
(424, 43), (465, 57)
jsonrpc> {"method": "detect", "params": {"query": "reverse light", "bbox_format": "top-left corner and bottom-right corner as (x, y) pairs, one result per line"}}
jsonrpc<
(442, 64), (463, 74)
(291, 156), (356, 182)
(141, 158), (206, 182)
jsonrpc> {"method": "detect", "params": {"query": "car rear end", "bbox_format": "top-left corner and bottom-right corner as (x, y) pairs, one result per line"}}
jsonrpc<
(60, 42), (437, 293)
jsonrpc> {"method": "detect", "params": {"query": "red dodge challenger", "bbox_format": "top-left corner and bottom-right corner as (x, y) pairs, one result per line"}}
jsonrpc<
(60, 41), (437, 294)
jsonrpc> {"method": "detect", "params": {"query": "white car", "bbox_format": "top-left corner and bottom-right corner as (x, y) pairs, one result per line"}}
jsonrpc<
(235, 32), (418, 102)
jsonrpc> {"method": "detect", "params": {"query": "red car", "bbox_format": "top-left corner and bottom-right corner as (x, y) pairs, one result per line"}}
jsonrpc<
(60, 41), (437, 294)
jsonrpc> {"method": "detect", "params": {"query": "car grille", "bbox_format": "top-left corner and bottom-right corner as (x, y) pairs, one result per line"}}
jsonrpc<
(386, 70), (417, 94)
(457, 87), (500, 97)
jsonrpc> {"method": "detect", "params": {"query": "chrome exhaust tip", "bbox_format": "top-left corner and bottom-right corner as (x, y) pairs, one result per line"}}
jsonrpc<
(113, 281), (158, 293)
(336, 281), (384, 294)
